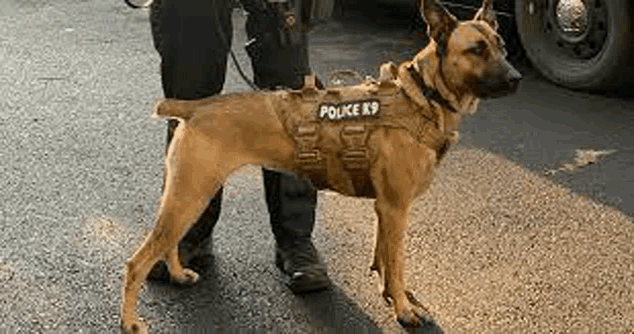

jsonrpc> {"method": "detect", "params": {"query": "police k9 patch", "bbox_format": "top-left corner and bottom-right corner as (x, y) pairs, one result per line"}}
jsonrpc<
(318, 100), (380, 121)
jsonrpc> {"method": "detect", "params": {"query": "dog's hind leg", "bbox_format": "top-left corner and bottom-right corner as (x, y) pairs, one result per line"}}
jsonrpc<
(121, 128), (226, 334)
(121, 229), (163, 334)
(121, 189), (215, 333)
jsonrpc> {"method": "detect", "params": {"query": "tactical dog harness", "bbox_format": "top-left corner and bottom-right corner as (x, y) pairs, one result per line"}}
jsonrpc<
(273, 69), (456, 198)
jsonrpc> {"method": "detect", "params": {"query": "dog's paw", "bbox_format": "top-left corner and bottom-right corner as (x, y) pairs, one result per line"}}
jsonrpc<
(396, 291), (435, 328)
(120, 318), (148, 334)
(172, 268), (200, 285)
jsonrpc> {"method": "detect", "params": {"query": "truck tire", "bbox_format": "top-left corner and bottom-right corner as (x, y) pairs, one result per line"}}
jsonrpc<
(515, 0), (634, 91)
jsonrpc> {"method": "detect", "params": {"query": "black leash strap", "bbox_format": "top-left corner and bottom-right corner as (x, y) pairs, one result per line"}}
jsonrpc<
(212, 1), (259, 90)
(123, 0), (259, 90)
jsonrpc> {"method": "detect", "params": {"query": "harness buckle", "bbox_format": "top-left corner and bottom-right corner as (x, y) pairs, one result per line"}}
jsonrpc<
(341, 125), (370, 170)
(295, 123), (326, 170)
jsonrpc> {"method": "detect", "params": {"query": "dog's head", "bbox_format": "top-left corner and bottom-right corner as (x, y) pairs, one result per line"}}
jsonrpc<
(420, 0), (521, 99)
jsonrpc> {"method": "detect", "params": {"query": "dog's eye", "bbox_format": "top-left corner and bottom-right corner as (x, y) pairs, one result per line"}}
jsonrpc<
(497, 36), (505, 48)
(467, 43), (486, 55)
(465, 40), (488, 55)
(495, 37), (508, 56)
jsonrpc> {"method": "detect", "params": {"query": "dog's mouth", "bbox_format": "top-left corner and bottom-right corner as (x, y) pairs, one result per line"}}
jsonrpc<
(476, 77), (521, 99)
(477, 80), (521, 98)
(475, 64), (522, 99)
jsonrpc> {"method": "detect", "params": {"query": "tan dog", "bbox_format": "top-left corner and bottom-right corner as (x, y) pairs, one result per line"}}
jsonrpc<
(120, 0), (521, 332)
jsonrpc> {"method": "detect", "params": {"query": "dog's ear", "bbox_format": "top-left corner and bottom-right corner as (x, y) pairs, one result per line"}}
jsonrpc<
(473, 0), (499, 31)
(420, 0), (458, 56)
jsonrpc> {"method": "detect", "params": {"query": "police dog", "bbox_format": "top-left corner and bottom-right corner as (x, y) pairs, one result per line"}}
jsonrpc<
(120, 0), (521, 332)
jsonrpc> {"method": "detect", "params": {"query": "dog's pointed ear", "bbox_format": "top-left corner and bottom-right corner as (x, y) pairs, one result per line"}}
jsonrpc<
(420, 0), (458, 54)
(473, 0), (499, 31)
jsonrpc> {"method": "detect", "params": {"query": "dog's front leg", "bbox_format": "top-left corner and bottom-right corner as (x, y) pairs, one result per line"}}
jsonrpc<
(369, 127), (435, 328)
(374, 198), (434, 327)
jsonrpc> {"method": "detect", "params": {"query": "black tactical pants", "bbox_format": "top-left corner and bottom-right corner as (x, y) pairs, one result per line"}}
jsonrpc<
(150, 0), (317, 255)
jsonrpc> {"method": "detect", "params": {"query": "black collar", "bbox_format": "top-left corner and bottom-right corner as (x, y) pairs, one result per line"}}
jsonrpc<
(406, 65), (458, 113)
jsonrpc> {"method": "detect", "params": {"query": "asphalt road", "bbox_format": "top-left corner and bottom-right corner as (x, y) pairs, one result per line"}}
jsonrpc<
(0, 1), (632, 333)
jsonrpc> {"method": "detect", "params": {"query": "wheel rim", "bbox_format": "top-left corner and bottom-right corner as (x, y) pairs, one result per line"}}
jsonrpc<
(538, 0), (608, 59)
(554, 0), (588, 41)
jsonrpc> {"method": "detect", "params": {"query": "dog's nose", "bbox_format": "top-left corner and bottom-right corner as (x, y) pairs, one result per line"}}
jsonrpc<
(507, 67), (522, 92)
(508, 67), (522, 83)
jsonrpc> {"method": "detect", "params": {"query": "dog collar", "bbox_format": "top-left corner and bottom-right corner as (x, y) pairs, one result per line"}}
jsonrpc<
(406, 65), (458, 113)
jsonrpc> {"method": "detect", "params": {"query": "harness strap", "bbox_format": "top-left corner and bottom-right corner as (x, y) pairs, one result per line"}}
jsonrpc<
(406, 65), (458, 114)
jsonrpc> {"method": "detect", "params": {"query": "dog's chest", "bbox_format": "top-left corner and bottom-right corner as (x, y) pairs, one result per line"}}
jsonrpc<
(273, 78), (448, 198)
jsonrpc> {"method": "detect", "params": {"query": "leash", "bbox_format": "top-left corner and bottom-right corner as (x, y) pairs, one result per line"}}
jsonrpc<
(228, 47), (259, 90)
(123, 0), (259, 90)
(211, 2), (259, 90)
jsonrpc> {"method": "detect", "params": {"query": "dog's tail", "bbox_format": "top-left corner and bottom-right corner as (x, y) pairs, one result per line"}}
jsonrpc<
(153, 98), (197, 121)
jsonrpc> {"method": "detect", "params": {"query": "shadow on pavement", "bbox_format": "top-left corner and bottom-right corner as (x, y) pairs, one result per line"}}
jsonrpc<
(295, 285), (384, 332)
(405, 324), (444, 334)
(145, 254), (392, 332)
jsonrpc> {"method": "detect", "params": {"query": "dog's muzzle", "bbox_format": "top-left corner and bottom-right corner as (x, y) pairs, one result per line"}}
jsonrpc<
(475, 60), (522, 99)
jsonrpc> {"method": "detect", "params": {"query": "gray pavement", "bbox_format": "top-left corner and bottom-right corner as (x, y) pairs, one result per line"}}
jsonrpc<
(0, 1), (633, 333)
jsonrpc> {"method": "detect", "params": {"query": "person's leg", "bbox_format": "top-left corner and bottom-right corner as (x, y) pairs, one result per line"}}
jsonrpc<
(245, 3), (329, 293)
(262, 170), (329, 293)
(147, 0), (232, 282)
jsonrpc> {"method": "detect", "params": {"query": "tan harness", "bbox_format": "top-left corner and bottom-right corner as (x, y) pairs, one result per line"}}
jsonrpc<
(272, 69), (455, 197)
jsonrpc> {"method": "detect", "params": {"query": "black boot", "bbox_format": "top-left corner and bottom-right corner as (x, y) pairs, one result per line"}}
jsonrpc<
(275, 236), (329, 294)
(263, 169), (329, 294)
(244, 0), (327, 294)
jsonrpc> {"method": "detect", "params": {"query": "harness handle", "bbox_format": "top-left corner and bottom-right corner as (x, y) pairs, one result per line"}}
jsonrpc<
(328, 69), (362, 85)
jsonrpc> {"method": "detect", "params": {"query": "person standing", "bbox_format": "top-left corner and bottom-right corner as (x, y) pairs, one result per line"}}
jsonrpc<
(144, 0), (330, 294)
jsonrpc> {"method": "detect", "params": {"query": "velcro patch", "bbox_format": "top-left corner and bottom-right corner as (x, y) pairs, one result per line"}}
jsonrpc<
(318, 100), (380, 121)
